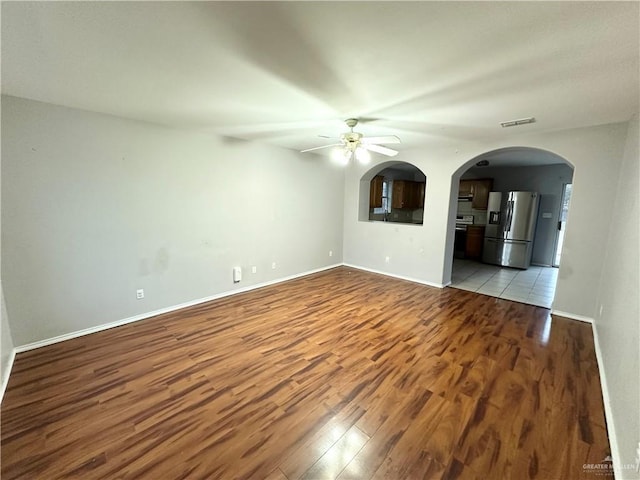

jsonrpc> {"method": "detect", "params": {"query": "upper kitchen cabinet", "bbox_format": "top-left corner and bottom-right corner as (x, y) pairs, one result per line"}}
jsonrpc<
(370, 175), (384, 208)
(392, 180), (425, 209)
(471, 179), (493, 209)
(417, 182), (426, 209)
(459, 180), (474, 198)
(458, 178), (493, 210)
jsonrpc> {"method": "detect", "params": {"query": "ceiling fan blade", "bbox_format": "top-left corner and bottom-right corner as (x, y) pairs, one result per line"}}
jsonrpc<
(363, 144), (399, 157)
(300, 143), (342, 153)
(361, 135), (401, 145)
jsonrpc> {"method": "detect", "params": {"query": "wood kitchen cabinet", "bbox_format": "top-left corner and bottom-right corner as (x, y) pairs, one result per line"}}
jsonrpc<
(391, 181), (407, 209)
(465, 225), (485, 259)
(459, 180), (474, 198)
(416, 182), (425, 208)
(370, 175), (384, 208)
(471, 179), (493, 210)
(458, 178), (493, 210)
(392, 180), (426, 209)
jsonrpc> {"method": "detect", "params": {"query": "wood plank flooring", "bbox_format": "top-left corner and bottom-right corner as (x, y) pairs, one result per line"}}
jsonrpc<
(1, 267), (611, 479)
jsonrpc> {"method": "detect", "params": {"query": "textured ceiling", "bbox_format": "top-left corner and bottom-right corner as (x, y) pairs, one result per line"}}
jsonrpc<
(2, 2), (638, 160)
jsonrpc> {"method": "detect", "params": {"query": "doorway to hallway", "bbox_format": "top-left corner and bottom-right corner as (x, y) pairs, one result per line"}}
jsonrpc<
(553, 183), (572, 266)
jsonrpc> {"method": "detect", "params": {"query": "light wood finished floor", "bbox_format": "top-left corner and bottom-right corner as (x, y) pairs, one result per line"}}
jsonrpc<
(1, 267), (611, 479)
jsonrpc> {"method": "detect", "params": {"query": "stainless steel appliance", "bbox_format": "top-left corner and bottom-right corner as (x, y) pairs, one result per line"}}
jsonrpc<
(455, 215), (474, 230)
(482, 191), (539, 269)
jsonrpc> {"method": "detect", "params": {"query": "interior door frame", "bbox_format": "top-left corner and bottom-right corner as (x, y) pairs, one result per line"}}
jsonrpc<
(553, 183), (572, 267)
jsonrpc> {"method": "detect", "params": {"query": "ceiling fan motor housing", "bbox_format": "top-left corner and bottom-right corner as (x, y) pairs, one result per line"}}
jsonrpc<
(342, 132), (362, 150)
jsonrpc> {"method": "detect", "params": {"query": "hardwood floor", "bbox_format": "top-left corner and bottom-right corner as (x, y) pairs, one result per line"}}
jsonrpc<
(1, 267), (611, 479)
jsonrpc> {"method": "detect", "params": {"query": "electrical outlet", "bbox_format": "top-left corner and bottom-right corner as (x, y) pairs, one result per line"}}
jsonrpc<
(136, 289), (144, 299)
(251, 266), (257, 274)
(635, 441), (640, 472)
(329, 250), (333, 257)
(599, 304), (604, 316)
(233, 266), (242, 283)
(385, 256), (390, 264)
(271, 262), (276, 270)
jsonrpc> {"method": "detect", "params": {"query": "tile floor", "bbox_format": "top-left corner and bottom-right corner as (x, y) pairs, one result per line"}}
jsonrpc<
(449, 258), (558, 308)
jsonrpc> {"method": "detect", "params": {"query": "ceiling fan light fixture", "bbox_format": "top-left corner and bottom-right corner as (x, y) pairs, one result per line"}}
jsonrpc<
(331, 147), (351, 165)
(355, 147), (371, 164)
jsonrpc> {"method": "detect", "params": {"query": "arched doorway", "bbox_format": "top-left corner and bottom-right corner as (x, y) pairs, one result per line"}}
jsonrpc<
(446, 147), (574, 308)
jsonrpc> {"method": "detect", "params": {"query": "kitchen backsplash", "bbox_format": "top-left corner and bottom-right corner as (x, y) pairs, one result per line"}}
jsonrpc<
(457, 201), (487, 224)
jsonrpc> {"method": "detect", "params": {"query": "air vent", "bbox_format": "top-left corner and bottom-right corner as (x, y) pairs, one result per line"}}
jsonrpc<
(500, 117), (536, 128)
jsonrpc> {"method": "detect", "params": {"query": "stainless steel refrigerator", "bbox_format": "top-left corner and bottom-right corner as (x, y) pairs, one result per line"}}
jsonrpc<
(482, 191), (539, 269)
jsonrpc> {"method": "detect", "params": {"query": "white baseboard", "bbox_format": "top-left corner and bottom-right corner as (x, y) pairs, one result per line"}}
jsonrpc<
(591, 321), (624, 478)
(343, 263), (446, 289)
(0, 348), (16, 404)
(550, 309), (594, 323)
(15, 263), (343, 354)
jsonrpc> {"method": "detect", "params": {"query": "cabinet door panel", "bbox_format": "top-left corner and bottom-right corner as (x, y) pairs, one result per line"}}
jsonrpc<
(465, 225), (485, 258)
(391, 180), (427, 209)
(392, 181), (405, 209)
(471, 179), (493, 210)
(459, 180), (474, 197)
(370, 176), (384, 208)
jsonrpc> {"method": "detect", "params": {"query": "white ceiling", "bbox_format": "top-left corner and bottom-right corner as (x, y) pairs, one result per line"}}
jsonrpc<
(2, 2), (638, 160)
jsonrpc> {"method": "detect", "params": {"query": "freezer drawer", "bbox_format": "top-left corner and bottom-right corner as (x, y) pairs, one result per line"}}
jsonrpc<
(482, 238), (533, 269)
(482, 237), (503, 265)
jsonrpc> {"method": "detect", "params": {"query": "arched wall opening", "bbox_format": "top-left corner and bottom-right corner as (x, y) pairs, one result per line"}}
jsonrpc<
(444, 146), (575, 303)
(358, 161), (427, 225)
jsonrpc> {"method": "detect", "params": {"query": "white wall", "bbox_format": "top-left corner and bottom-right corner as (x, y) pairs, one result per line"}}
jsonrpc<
(1, 96), (345, 346)
(343, 122), (628, 318)
(1, 94), (16, 396)
(594, 115), (639, 478)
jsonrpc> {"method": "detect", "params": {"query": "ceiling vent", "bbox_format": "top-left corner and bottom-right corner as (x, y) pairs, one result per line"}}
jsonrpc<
(500, 117), (536, 128)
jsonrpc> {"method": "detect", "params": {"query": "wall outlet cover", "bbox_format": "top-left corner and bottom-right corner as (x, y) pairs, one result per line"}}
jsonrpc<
(233, 266), (242, 283)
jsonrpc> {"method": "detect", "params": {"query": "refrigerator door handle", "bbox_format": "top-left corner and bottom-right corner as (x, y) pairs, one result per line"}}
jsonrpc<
(508, 200), (515, 232)
(504, 200), (514, 234)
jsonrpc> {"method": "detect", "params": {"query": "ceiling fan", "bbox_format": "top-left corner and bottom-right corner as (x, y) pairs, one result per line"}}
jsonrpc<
(301, 118), (401, 165)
